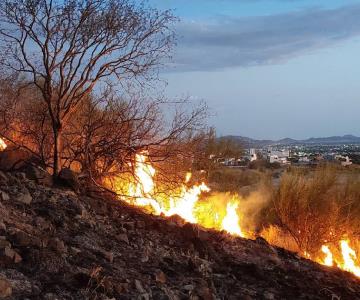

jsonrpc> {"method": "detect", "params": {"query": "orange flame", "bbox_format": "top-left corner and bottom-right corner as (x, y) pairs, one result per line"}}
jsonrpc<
(318, 240), (360, 278)
(111, 152), (360, 279)
(221, 201), (243, 236)
(185, 172), (192, 183)
(127, 153), (162, 215)
(0, 137), (7, 151)
(165, 182), (210, 223)
(111, 153), (245, 238)
(321, 245), (333, 267)
(340, 240), (360, 277)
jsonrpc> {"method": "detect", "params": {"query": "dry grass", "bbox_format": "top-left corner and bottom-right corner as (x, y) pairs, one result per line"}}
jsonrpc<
(260, 225), (299, 253)
(209, 167), (263, 193)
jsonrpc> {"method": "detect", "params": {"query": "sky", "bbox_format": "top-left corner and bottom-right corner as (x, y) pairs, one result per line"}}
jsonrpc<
(151, 0), (360, 140)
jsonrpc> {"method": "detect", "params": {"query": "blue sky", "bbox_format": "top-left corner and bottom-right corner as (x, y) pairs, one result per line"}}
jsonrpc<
(153, 0), (360, 139)
(153, 0), (360, 17)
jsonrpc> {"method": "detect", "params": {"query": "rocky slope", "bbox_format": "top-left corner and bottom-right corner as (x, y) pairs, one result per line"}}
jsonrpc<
(0, 170), (360, 300)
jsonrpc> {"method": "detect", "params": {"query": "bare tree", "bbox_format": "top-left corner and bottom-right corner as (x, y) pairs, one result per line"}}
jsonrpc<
(62, 89), (208, 189)
(0, 0), (175, 178)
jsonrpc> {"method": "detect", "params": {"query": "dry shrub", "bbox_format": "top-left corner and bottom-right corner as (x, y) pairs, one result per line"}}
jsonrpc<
(260, 225), (299, 253)
(209, 168), (262, 193)
(270, 164), (360, 255)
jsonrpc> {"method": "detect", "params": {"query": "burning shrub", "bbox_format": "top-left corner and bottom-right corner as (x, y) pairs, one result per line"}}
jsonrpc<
(0, 0), (177, 177)
(0, 79), (53, 166)
(260, 225), (300, 253)
(268, 165), (360, 255)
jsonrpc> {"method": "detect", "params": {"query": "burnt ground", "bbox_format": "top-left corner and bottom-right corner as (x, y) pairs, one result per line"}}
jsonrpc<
(0, 170), (359, 299)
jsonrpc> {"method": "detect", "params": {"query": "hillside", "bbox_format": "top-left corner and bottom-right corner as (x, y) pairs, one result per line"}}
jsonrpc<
(223, 134), (360, 148)
(0, 170), (360, 299)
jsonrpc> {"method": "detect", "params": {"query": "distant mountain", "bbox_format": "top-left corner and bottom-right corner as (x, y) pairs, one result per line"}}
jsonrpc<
(220, 135), (360, 148)
(305, 135), (360, 144)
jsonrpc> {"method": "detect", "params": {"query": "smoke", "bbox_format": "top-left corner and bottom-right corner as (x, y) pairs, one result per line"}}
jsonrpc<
(237, 185), (271, 233)
(199, 181), (272, 235)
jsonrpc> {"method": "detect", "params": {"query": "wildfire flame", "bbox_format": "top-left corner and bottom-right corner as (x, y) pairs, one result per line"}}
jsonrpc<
(221, 202), (243, 236)
(340, 240), (360, 277)
(127, 153), (163, 215)
(112, 153), (245, 237)
(0, 137), (7, 151)
(109, 152), (360, 278)
(165, 182), (210, 223)
(319, 240), (360, 278)
(185, 172), (192, 183)
(321, 245), (333, 267)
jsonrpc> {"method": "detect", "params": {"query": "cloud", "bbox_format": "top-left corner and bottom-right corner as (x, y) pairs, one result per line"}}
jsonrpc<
(169, 5), (360, 72)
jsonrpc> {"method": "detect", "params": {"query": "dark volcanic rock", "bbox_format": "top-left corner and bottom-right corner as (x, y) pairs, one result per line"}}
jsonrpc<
(0, 170), (359, 299)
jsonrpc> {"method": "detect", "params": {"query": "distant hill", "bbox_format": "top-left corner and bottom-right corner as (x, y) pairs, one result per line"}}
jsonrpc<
(220, 134), (360, 148)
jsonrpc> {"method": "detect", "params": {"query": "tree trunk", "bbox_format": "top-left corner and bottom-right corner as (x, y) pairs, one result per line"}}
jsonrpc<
(53, 124), (63, 179)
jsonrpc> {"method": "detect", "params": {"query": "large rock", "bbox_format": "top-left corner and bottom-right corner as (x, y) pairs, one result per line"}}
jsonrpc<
(0, 171), (7, 183)
(22, 165), (52, 186)
(0, 191), (9, 202)
(48, 238), (67, 254)
(0, 240), (10, 251)
(0, 270), (32, 297)
(3, 247), (22, 264)
(12, 231), (33, 247)
(58, 168), (79, 191)
(0, 277), (12, 298)
(15, 190), (32, 205)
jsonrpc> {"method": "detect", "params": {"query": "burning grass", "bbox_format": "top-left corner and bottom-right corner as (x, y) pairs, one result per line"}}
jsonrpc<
(104, 152), (246, 237)
(2, 139), (360, 279)
(0, 137), (7, 151)
(262, 165), (360, 278)
(104, 154), (360, 279)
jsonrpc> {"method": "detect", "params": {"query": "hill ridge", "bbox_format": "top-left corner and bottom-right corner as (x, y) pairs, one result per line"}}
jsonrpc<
(221, 134), (360, 147)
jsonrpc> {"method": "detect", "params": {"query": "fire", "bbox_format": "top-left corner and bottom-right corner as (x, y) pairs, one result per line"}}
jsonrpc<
(165, 182), (210, 223)
(111, 152), (245, 238)
(318, 240), (360, 278)
(0, 137), (7, 151)
(127, 153), (162, 215)
(340, 240), (360, 277)
(221, 201), (243, 236)
(321, 245), (333, 267)
(132, 153), (155, 195)
(111, 152), (360, 279)
(185, 172), (192, 183)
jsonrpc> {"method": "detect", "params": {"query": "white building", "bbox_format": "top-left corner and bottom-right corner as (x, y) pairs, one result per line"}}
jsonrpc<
(268, 148), (290, 164)
(249, 148), (257, 162)
(298, 156), (310, 163)
(341, 156), (352, 167)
